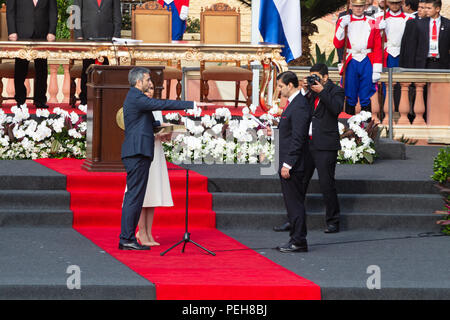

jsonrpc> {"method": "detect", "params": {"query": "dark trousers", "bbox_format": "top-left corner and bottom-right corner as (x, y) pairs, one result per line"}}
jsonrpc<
(14, 58), (48, 106)
(303, 145), (340, 227)
(119, 155), (152, 243)
(279, 169), (307, 244)
(79, 57), (109, 105)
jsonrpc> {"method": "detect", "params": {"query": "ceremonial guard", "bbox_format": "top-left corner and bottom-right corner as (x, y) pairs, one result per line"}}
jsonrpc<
(375, 0), (414, 68)
(333, 0), (383, 115)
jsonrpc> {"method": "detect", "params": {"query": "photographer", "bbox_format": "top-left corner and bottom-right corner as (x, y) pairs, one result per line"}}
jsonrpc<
(302, 64), (344, 233)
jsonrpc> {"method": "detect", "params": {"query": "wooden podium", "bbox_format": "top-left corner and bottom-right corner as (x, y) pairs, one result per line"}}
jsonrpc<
(81, 65), (165, 172)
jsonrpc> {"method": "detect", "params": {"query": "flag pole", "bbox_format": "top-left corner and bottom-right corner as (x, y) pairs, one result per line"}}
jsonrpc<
(251, 0), (261, 109)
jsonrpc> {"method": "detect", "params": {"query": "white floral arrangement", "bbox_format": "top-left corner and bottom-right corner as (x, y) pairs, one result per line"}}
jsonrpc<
(162, 107), (276, 164)
(0, 104), (377, 165)
(337, 111), (377, 164)
(0, 104), (86, 160)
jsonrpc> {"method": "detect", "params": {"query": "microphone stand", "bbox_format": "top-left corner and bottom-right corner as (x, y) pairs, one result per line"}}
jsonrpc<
(111, 38), (120, 66)
(160, 167), (216, 256)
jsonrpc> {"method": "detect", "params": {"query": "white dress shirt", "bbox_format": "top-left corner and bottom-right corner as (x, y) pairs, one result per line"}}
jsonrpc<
(428, 16), (441, 58)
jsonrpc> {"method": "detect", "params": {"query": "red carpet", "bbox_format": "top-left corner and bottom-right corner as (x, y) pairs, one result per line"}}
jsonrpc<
(35, 158), (321, 300)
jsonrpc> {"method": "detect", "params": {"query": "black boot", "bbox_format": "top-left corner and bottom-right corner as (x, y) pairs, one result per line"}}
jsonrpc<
(345, 101), (356, 115)
(361, 101), (372, 113)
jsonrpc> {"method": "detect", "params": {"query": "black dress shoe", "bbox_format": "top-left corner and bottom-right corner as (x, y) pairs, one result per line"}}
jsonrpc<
(273, 221), (291, 232)
(118, 241), (150, 250)
(277, 241), (308, 253)
(324, 224), (339, 233)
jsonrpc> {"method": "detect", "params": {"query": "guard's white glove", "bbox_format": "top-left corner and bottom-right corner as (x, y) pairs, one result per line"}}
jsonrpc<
(372, 72), (381, 83)
(339, 15), (351, 28)
(180, 5), (189, 21)
(372, 63), (382, 83)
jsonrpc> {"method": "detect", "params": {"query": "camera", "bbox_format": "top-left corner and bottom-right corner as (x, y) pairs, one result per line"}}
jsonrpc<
(306, 74), (321, 87)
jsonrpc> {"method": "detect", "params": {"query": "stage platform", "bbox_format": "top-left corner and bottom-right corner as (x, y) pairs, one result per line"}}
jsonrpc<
(0, 145), (449, 300)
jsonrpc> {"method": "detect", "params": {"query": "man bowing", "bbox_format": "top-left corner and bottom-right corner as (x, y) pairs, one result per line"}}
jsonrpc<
(275, 71), (312, 253)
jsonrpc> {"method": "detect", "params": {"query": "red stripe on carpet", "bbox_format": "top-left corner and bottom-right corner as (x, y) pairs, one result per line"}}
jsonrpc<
(35, 158), (321, 300)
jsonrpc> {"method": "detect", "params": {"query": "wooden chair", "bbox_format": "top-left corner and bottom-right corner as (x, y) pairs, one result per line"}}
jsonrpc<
(0, 3), (36, 106)
(68, 61), (82, 107)
(200, 3), (252, 108)
(131, 1), (182, 100)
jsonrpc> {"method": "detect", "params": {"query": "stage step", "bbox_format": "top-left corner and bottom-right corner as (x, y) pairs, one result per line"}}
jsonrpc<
(0, 190), (70, 210)
(0, 161), (73, 227)
(215, 210), (441, 232)
(212, 192), (442, 214)
(0, 189), (72, 226)
(212, 191), (442, 231)
(177, 147), (444, 233)
(0, 227), (156, 300)
(207, 178), (438, 195)
(0, 209), (72, 227)
(0, 160), (66, 190)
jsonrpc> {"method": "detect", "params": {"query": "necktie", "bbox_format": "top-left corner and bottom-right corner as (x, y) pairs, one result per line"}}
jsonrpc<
(33, 0), (37, 6)
(309, 98), (319, 141)
(97, 0), (102, 7)
(432, 20), (438, 57)
(432, 20), (438, 41)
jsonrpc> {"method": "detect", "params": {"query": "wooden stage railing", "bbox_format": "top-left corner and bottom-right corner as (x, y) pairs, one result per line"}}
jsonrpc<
(291, 67), (450, 145)
(0, 40), (286, 107)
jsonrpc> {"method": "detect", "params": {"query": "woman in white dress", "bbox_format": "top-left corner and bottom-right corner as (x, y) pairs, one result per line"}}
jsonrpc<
(135, 81), (174, 246)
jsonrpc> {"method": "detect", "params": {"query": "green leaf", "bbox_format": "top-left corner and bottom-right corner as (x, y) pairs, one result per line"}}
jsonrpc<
(327, 49), (336, 66)
(363, 152), (374, 164)
(315, 44), (321, 61)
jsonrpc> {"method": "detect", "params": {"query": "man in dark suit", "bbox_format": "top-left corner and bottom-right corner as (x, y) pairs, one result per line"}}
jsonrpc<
(301, 64), (344, 233)
(413, 0), (450, 69)
(400, 0), (427, 68)
(6, 0), (57, 108)
(119, 67), (195, 250)
(73, 0), (122, 105)
(403, 0), (419, 16)
(275, 71), (312, 253)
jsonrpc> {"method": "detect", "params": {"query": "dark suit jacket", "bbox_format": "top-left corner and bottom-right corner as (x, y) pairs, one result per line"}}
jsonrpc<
(414, 16), (450, 69)
(399, 17), (420, 68)
(121, 87), (193, 160)
(6, 0), (57, 39)
(306, 80), (344, 151)
(73, 0), (122, 39)
(278, 92), (311, 172)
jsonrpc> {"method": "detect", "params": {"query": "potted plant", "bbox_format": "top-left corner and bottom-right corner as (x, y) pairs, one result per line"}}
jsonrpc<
(431, 147), (450, 235)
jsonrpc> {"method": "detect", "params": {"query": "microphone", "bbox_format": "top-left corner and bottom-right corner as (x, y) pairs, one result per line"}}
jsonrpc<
(112, 38), (143, 65)
(87, 37), (112, 41)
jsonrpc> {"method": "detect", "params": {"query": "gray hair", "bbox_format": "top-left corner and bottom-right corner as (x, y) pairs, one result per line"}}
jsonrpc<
(128, 67), (150, 87)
